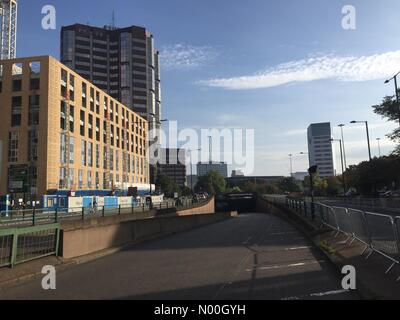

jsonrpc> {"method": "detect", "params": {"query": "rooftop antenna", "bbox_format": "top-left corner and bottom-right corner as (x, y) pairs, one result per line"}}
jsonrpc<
(112, 9), (115, 28)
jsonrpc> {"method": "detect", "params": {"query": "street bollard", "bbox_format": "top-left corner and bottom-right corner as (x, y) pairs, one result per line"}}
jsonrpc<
(32, 208), (36, 226)
(55, 208), (58, 223)
(102, 206), (105, 217)
(118, 205), (121, 215)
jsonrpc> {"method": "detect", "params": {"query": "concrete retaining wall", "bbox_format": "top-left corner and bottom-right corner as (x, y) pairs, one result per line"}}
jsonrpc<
(60, 197), (224, 259)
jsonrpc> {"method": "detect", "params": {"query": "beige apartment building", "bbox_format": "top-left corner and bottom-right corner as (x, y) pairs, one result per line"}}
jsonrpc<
(0, 56), (149, 199)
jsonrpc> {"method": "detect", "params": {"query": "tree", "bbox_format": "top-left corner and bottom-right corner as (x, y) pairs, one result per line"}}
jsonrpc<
(276, 177), (303, 193)
(372, 90), (400, 154)
(156, 174), (180, 197)
(195, 171), (226, 195)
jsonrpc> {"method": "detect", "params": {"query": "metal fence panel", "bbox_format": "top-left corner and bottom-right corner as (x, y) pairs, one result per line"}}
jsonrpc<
(332, 207), (353, 235)
(0, 223), (60, 268)
(347, 209), (370, 245)
(365, 212), (398, 259)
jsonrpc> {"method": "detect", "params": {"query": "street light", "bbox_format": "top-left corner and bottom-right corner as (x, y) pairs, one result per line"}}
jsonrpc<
(338, 124), (348, 169)
(376, 138), (382, 157)
(329, 138), (346, 195)
(188, 148), (201, 191)
(385, 71), (400, 126)
(350, 120), (372, 161)
(288, 154), (293, 177)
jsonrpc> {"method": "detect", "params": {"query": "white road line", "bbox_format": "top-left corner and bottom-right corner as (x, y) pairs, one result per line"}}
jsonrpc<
(269, 231), (299, 236)
(281, 289), (349, 300)
(246, 259), (326, 272)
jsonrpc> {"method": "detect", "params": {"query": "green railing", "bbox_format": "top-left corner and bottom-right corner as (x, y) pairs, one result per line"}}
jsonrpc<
(0, 223), (60, 268)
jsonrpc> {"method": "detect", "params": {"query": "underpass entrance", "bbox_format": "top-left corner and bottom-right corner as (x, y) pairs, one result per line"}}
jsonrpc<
(215, 193), (257, 213)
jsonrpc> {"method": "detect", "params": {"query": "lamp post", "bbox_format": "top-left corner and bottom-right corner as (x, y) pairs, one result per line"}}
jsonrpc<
(188, 148), (201, 191)
(289, 154), (293, 177)
(350, 120), (372, 161)
(308, 165), (318, 221)
(385, 72), (400, 126)
(146, 114), (168, 195)
(376, 138), (382, 157)
(338, 124), (348, 169)
(330, 138), (346, 195)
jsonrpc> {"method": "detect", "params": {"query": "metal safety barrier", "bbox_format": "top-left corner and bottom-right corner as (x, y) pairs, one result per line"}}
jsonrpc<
(0, 223), (60, 268)
(264, 195), (400, 279)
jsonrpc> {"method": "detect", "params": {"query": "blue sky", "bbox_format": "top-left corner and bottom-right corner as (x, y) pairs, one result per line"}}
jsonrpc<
(17, 0), (400, 176)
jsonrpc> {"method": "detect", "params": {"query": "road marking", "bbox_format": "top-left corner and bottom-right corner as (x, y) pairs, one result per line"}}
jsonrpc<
(281, 289), (349, 300)
(269, 231), (299, 236)
(242, 236), (253, 245)
(246, 259), (326, 272)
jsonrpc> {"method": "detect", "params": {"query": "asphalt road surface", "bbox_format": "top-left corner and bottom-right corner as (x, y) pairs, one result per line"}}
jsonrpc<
(0, 213), (359, 300)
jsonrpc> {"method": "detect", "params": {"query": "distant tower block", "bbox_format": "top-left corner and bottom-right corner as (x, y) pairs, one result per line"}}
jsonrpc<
(0, 0), (18, 60)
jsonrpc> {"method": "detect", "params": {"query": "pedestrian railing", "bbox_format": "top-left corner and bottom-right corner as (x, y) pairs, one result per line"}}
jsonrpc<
(0, 223), (60, 268)
(0, 197), (208, 229)
(264, 195), (400, 280)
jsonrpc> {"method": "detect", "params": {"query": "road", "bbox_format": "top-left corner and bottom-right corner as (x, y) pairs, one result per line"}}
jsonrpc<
(0, 213), (359, 300)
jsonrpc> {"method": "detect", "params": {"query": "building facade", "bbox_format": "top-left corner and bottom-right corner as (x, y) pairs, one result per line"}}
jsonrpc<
(0, 0), (18, 60)
(60, 24), (161, 144)
(157, 148), (187, 187)
(197, 162), (228, 178)
(0, 56), (150, 199)
(307, 122), (335, 177)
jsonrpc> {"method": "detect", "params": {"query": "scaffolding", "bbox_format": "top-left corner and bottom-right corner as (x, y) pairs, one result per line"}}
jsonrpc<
(0, 0), (17, 60)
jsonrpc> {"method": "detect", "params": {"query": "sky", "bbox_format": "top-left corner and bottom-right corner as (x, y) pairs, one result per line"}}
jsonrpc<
(16, 0), (400, 176)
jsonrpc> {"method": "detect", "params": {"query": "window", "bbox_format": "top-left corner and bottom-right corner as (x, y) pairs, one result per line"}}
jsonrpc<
(103, 146), (108, 170)
(12, 63), (23, 92)
(90, 87), (94, 111)
(11, 96), (22, 127)
(59, 167), (67, 189)
(69, 105), (74, 133)
(28, 95), (40, 125)
(60, 134), (66, 164)
(80, 110), (85, 136)
(60, 101), (66, 129)
(61, 69), (68, 97)
(95, 172), (100, 189)
(116, 150), (119, 171)
(88, 142), (93, 167)
(95, 91), (100, 114)
(88, 171), (92, 188)
(82, 83), (87, 108)
(69, 74), (75, 101)
(95, 118), (100, 141)
(28, 130), (38, 161)
(29, 61), (41, 90)
(68, 168), (74, 188)
(95, 144), (100, 168)
(8, 132), (19, 162)
(78, 169), (83, 189)
(81, 140), (87, 166)
(110, 148), (114, 171)
(88, 114), (93, 139)
(69, 137), (74, 164)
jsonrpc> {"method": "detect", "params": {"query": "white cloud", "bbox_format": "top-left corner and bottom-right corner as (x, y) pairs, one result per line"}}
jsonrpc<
(283, 129), (307, 136)
(160, 43), (218, 71)
(199, 51), (400, 90)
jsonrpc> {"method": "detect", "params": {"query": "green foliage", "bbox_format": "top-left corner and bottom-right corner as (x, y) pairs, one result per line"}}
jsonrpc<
(195, 171), (227, 195)
(345, 156), (400, 195)
(372, 91), (400, 155)
(156, 174), (180, 197)
(276, 177), (303, 193)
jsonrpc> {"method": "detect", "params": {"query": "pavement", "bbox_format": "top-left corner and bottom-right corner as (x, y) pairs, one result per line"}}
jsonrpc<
(0, 213), (358, 300)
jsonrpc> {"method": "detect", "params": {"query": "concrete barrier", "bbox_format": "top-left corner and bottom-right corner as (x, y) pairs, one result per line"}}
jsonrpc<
(60, 197), (228, 260)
